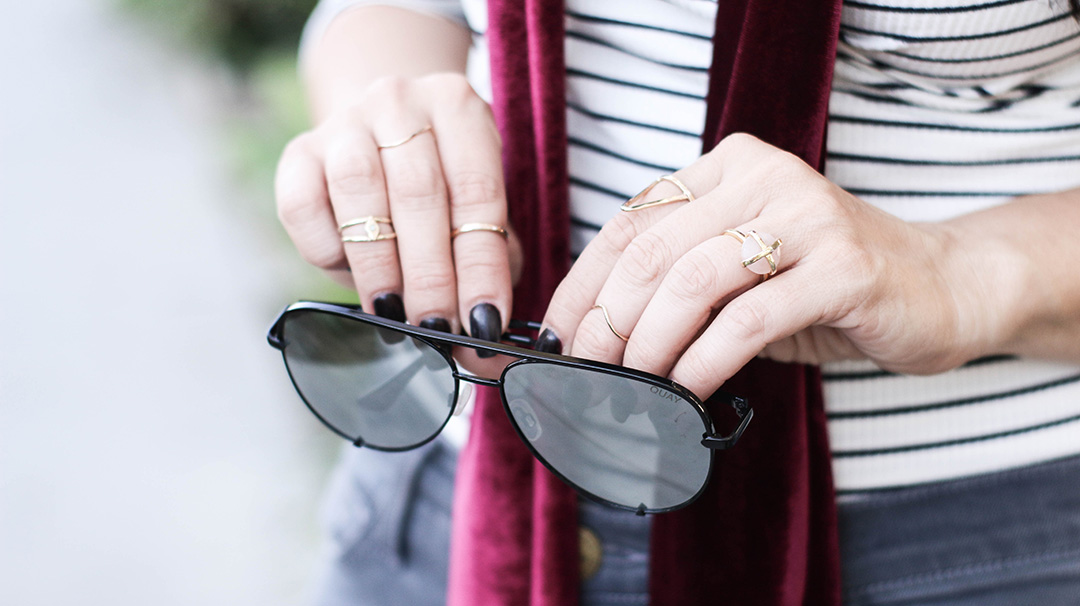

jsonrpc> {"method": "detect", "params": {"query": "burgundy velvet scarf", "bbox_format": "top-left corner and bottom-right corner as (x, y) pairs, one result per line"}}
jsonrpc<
(449, 1), (844, 604)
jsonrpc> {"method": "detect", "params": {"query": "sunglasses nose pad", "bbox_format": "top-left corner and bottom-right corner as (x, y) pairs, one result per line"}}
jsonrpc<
(609, 381), (640, 423)
(453, 382), (472, 416)
(509, 398), (543, 442)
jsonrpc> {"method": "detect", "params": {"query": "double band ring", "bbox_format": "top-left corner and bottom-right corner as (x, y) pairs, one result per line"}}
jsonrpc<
(451, 223), (509, 240)
(376, 125), (433, 150)
(339, 216), (397, 243)
(620, 174), (695, 212)
(722, 229), (783, 280)
(592, 304), (629, 342)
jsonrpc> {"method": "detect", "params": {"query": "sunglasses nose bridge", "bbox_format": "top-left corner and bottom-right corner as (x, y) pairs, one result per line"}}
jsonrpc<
(452, 373), (501, 388)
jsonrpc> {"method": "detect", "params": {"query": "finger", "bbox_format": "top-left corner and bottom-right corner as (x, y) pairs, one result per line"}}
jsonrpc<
(544, 136), (777, 356)
(670, 267), (823, 400)
(428, 81), (513, 345)
(276, 134), (346, 272)
(374, 116), (460, 332)
(547, 173), (703, 357)
(623, 221), (794, 378)
(323, 129), (403, 318)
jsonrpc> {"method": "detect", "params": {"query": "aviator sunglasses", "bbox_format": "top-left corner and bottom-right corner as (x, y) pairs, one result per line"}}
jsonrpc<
(267, 301), (753, 514)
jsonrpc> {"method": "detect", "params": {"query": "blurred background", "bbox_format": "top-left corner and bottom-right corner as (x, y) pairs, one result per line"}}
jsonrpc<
(0, 0), (355, 603)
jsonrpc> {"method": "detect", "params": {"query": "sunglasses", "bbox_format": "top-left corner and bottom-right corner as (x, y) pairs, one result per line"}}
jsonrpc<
(267, 301), (753, 514)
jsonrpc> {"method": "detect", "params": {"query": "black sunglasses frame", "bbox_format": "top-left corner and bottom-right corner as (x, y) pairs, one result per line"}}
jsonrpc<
(268, 300), (753, 514)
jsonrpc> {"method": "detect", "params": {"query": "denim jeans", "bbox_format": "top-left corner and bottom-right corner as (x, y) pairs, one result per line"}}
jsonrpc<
(310, 441), (1080, 605)
(309, 439), (652, 606)
(838, 454), (1080, 605)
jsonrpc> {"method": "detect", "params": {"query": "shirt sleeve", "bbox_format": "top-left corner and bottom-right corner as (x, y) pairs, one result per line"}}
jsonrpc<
(299, 0), (469, 65)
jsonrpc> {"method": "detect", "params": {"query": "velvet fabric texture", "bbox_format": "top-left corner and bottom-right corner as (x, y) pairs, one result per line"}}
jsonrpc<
(448, 1), (844, 604)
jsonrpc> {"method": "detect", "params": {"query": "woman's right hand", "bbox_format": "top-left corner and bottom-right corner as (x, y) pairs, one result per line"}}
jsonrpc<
(275, 73), (521, 354)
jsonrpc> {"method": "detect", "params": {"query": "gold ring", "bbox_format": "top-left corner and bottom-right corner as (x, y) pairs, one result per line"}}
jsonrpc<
(591, 304), (629, 342)
(339, 216), (397, 243)
(722, 229), (783, 280)
(376, 125), (433, 150)
(451, 223), (509, 239)
(620, 175), (695, 212)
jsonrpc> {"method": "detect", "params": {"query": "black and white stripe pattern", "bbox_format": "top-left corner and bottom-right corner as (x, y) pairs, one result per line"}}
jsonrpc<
(825, 0), (1080, 490)
(303, 0), (1080, 491)
(561, 0), (718, 257)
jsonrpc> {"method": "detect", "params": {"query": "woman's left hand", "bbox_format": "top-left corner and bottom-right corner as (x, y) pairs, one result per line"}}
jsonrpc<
(540, 133), (1000, 400)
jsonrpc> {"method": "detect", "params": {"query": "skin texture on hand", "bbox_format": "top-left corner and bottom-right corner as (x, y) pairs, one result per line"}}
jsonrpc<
(539, 133), (1080, 401)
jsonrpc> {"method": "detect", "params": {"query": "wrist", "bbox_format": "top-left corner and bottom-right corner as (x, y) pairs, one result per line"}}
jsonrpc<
(934, 213), (1036, 360)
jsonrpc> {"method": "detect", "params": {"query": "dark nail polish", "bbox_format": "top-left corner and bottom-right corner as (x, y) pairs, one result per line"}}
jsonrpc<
(535, 328), (562, 354)
(469, 303), (502, 358)
(373, 293), (406, 322)
(420, 317), (452, 333)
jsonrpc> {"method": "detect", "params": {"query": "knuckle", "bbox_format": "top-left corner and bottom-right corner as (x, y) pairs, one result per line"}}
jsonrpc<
(721, 132), (760, 149)
(427, 73), (475, 101)
(758, 150), (799, 181)
(623, 337), (666, 374)
(346, 245), (398, 280)
(722, 296), (770, 345)
(325, 147), (382, 194)
(668, 250), (719, 302)
(572, 318), (621, 360)
(388, 160), (444, 205)
(619, 231), (673, 289)
(278, 132), (313, 165)
(455, 249), (507, 280)
(714, 132), (762, 157)
(276, 187), (320, 230)
(431, 75), (487, 117)
(407, 266), (456, 295)
(300, 240), (346, 270)
(599, 211), (645, 251)
(448, 171), (504, 211)
(365, 75), (410, 103)
(678, 351), (719, 394)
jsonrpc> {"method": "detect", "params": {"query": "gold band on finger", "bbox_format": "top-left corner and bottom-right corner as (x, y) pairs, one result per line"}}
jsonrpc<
(722, 229), (783, 280)
(339, 216), (397, 243)
(620, 174), (695, 212)
(451, 223), (509, 240)
(376, 125), (433, 150)
(591, 304), (630, 342)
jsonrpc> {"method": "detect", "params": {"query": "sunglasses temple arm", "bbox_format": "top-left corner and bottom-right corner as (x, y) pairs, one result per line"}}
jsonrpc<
(503, 318), (543, 348)
(700, 396), (754, 451)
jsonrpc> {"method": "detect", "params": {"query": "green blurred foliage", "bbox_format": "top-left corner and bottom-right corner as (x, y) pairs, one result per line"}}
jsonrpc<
(119, 0), (319, 72)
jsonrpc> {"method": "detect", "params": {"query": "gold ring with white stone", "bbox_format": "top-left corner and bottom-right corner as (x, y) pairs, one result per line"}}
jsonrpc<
(339, 216), (397, 243)
(722, 229), (783, 281)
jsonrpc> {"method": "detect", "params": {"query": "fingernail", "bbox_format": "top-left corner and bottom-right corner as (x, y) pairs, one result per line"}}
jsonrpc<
(535, 328), (562, 354)
(373, 293), (406, 322)
(469, 303), (501, 359)
(420, 317), (452, 333)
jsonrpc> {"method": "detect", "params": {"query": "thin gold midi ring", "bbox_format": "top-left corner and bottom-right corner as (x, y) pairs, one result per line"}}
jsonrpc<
(620, 174), (695, 212)
(592, 304), (630, 342)
(451, 223), (509, 240)
(339, 216), (397, 243)
(722, 229), (783, 280)
(376, 125), (433, 150)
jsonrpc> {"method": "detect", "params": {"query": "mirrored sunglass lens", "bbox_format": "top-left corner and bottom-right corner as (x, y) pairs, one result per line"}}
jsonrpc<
(503, 362), (711, 512)
(281, 310), (457, 450)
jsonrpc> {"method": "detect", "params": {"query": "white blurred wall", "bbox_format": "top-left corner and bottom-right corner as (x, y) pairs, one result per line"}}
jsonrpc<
(0, 2), (340, 604)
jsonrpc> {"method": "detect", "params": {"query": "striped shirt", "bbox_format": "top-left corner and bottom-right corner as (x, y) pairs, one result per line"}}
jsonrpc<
(302, 0), (1080, 492)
